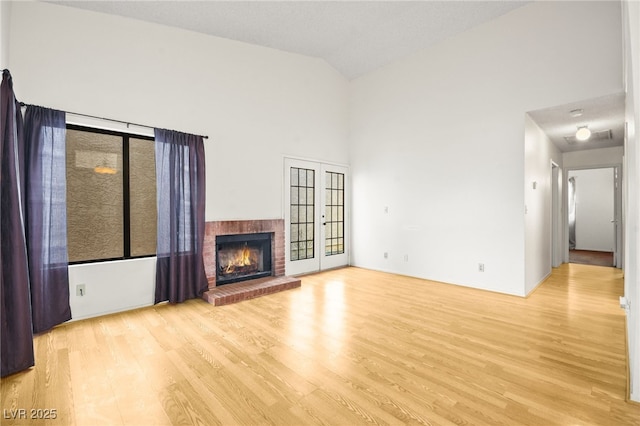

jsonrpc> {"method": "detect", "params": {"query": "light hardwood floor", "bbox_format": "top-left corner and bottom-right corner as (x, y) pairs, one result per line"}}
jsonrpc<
(1, 264), (638, 425)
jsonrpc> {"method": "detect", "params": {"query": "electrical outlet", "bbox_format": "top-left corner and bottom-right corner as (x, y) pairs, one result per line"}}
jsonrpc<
(76, 284), (86, 297)
(403, 254), (409, 262)
(478, 263), (485, 272)
(384, 252), (388, 259)
(620, 296), (630, 310)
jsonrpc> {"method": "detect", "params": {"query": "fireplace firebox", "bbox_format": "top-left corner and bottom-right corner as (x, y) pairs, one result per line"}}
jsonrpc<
(216, 233), (272, 285)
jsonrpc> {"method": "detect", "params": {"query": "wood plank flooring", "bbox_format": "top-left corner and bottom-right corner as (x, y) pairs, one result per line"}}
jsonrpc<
(569, 249), (614, 267)
(1, 264), (638, 425)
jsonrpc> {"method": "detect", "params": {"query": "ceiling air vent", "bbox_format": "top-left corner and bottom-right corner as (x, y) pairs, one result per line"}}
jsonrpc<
(563, 129), (612, 145)
(592, 129), (613, 140)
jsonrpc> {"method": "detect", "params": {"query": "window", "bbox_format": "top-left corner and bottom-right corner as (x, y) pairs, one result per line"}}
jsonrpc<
(65, 125), (156, 263)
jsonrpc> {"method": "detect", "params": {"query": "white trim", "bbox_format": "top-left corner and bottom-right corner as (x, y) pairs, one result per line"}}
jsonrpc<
(550, 160), (562, 268)
(283, 154), (349, 170)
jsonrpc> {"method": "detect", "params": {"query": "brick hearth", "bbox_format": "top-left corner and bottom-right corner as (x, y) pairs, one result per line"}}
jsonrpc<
(202, 276), (301, 306)
(202, 219), (296, 305)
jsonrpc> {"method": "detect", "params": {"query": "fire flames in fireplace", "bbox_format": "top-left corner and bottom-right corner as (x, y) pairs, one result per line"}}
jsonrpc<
(223, 243), (259, 275)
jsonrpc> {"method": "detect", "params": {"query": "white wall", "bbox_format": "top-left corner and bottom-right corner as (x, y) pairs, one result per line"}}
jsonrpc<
(563, 146), (623, 169)
(0, 0), (10, 67)
(524, 114), (562, 295)
(623, 0), (640, 404)
(9, 1), (350, 222)
(69, 258), (156, 320)
(349, 1), (623, 296)
(568, 168), (615, 252)
(8, 1), (350, 319)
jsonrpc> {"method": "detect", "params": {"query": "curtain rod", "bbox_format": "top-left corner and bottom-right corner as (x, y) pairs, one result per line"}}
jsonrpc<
(19, 102), (209, 140)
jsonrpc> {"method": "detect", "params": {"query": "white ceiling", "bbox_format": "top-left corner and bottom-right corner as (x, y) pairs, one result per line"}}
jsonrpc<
(528, 93), (625, 153)
(50, 0), (529, 80)
(48, 0), (624, 153)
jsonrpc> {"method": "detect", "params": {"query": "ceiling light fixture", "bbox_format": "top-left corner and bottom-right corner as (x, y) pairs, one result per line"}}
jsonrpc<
(94, 165), (117, 175)
(575, 126), (591, 141)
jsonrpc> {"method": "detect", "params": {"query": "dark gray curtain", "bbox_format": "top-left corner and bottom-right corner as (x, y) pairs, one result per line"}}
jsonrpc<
(568, 176), (576, 250)
(24, 106), (71, 333)
(154, 129), (207, 304)
(1, 70), (35, 377)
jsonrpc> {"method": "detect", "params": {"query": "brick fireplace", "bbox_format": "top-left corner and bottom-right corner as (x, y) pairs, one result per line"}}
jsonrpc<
(202, 219), (298, 306)
(203, 219), (285, 287)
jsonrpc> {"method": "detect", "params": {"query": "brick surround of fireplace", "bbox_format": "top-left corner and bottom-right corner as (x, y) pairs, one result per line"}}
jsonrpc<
(203, 219), (286, 288)
(202, 219), (299, 306)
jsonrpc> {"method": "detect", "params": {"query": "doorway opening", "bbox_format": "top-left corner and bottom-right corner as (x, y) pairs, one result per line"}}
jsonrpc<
(566, 166), (620, 267)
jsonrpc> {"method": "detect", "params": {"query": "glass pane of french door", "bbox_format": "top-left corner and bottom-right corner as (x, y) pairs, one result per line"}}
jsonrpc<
(324, 170), (344, 256)
(289, 166), (315, 261)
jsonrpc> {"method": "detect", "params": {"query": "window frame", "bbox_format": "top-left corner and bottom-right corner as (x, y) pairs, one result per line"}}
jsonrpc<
(66, 124), (157, 265)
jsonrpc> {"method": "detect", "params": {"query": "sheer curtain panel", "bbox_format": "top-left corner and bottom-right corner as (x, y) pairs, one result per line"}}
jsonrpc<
(154, 129), (207, 303)
(1, 70), (35, 377)
(24, 106), (72, 333)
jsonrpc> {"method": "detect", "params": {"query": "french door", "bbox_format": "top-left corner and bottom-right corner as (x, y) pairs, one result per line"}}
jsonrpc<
(284, 158), (349, 275)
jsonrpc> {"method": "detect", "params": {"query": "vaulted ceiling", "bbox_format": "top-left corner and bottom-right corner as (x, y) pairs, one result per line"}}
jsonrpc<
(49, 1), (624, 152)
(50, 0), (529, 80)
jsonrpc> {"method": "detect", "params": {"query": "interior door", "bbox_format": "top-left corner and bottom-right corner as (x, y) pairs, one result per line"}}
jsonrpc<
(284, 158), (349, 275)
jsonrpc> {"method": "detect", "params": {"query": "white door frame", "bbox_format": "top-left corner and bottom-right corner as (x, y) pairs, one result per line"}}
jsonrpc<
(563, 164), (622, 267)
(614, 165), (623, 268)
(551, 161), (562, 268)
